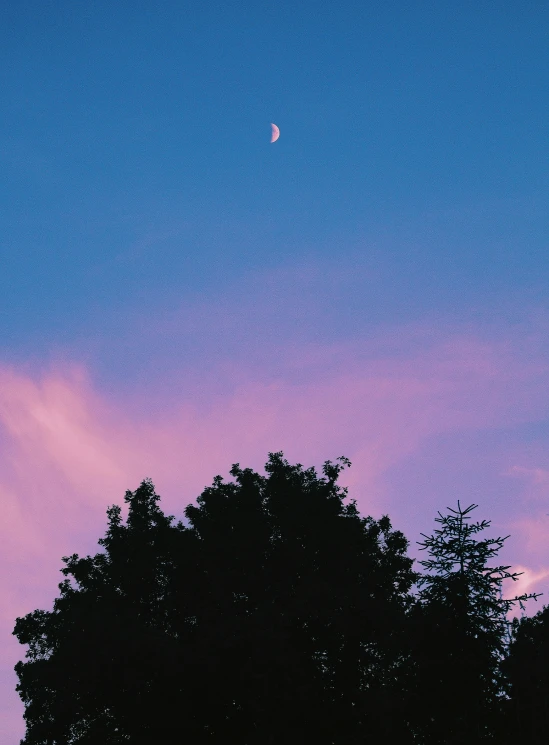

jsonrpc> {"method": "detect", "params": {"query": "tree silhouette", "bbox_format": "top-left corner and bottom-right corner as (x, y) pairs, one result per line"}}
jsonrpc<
(13, 477), (179, 744)
(409, 502), (540, 745)
(13, 453), (417, 745)
(500, 603), (549, 745)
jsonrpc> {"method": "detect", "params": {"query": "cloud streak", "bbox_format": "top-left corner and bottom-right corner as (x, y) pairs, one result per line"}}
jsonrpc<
(1, 320), (549, 741)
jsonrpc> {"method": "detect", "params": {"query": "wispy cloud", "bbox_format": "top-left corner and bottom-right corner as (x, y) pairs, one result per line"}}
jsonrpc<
(506, 565), (549, 601)
(2, 321), (549, 740)
(505, 465), (549, 495)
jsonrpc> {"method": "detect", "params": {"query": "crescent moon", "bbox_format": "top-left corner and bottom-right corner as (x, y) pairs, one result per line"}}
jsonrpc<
(270, 123), (280, 143)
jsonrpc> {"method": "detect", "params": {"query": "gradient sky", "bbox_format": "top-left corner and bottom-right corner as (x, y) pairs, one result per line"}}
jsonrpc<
(2, 1), (549, 740)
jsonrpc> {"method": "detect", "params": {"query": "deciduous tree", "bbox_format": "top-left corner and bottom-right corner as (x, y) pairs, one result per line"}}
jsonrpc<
(13, 453), (416, 745)
(500, 603), (549, 745)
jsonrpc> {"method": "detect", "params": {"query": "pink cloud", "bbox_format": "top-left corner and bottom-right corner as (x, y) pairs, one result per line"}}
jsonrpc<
(0, 365), (127, 497)
(507, 513), (549, 558)
(505, 465), (549, 507)
(506, 465), (549, 485)
(505, 565), (549, 602)
(1, 324), (549, 741)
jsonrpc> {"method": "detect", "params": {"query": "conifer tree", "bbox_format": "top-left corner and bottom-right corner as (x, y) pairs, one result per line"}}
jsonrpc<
(409, 502), (539, 745)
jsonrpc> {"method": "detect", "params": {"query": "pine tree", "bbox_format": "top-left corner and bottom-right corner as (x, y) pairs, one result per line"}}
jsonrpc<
(410, 502), (539, 745)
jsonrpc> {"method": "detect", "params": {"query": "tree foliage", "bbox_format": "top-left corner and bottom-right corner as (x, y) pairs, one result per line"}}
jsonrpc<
(500, 604), (549, 745)
(409, 501), (540, 745)
(13, 461), (546, 745)
(13, 453), (417, 745)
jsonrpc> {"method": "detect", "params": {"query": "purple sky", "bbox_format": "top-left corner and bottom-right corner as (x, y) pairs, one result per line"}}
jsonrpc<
(2, 2), (549, 741)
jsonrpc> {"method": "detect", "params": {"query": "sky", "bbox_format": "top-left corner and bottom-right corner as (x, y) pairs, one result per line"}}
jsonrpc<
(1, 0), (549, 739)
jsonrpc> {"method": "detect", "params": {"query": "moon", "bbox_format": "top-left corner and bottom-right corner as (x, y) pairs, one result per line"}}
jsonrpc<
(270, 123), (280, 143)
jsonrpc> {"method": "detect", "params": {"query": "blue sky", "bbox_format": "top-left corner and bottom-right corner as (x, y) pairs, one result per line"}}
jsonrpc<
(2, 1), (547, 366)
(1, 3), (549, 740)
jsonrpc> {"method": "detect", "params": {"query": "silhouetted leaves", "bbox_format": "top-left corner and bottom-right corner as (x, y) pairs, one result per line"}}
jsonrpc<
(13, 453), (417, 745)
(409, 501), (540, 745)
(13, 463), (546, 744)
(500, 605), (549, 745)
